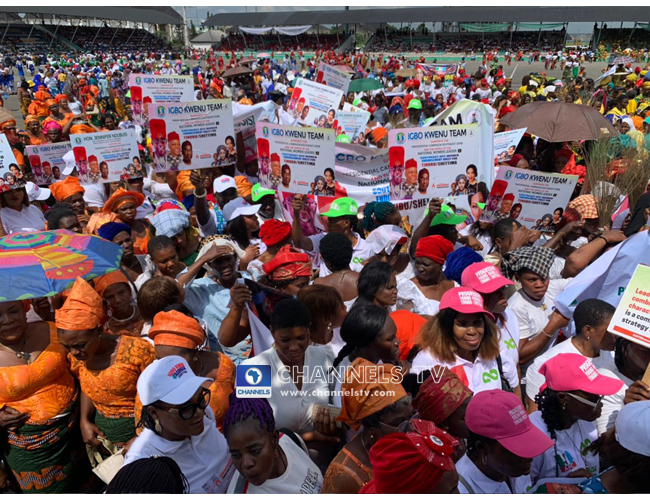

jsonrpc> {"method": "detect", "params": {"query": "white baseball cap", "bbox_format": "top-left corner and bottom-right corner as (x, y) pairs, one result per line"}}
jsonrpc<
(25, 181), (52, 201)
(137, 355), (212, 406)
(62, 150), (76, 176)
(213, 175), (237, 194)
(223, 197), (261, 222)
(25, 182), (51, 202)
(615, 400), (650, 457)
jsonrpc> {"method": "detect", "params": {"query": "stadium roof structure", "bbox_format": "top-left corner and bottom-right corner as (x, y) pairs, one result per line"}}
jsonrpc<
(0, 7), (183, 25)
(205, 6), (650, 27)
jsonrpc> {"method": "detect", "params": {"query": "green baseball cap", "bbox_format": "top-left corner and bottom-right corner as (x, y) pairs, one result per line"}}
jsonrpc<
(251, 183), (275, 202)
(426, 204), (468, 226)
(321, 197), (358, 218)
(353, 99), (362, 106)
(336, 134), (351, 143)
(407, 99), (422, 110)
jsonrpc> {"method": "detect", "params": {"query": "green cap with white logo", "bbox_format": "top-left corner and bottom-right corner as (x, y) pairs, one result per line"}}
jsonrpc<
(426, 204), (468, 226)
(336, 134), (351, 143)
(251, 183), (276, 202)
(321, 197), (359, 218)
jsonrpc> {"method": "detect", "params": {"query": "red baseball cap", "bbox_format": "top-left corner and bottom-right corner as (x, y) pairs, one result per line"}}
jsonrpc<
(461, 262), (514, 294)
(539, 353), (624, 396)
(467, 390), (554, 459)
(439, 287), (494, 320)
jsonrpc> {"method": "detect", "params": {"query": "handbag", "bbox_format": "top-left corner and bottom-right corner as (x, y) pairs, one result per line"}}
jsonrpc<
(86, 435), (124, 484)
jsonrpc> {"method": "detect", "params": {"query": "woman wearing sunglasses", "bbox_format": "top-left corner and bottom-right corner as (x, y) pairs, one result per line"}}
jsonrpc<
(527, 353), (624, 488)
(124, 356), (235, 494)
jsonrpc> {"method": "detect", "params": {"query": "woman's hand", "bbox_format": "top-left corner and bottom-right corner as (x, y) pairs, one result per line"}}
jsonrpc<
(0, 406), (30, 431)
(624, 380), (650, 404)
(313, 407), (339, 437)
(242, 244), (260, 264)
(566, 468), (592, 479)
(229, 283), (252, 310)
(80, 418), (106, 449)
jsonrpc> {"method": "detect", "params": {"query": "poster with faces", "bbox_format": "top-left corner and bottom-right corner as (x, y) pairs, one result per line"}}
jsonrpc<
(288, 78), (343, 128)
(25, 142), (72, 185)
(70, 130), (140, 185)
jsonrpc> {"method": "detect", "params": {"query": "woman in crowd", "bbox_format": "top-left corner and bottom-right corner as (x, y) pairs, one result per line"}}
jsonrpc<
(331, 303), (401, 389)
(322, 357), (413, 494)
(49, 176), (90, 230)
(502, 246), (571, 367)
(356, 261), (398, 310)
(150, 201), (202, 266)
(0, 187), (46, 234)
(124, 356), (234, 493)
(0, 299), (85, 493)
(313, 233), (360, 306)
(223, 198), (265, 270)
(362, 201), (403, 236)
(224, 396), (323, 494)
(97, 222), (145, 280)
(247, 219), (292, 281)
(56, 277), (155, 449)
(412, 287), (519, 393)
(241, 300), (337, 447)
(461, 262), (521, 396)
(484, 218), (533, 269)
(364, 224), (410, 274)
(183, 235), (249, 356)
(24, 115), (45, 145)
(529, 354), (624, 485)
(413, 368), (473, 449)
(102, 189), (149, 254)
(147, 307), (235, 431)
(397, 235), (455, 316)
(457, 389), (554, 493)
(444, 246), (483, 284)
(297, 285), (347, 350)
(258, 245), (312, 296)
(94, 270), (144, 337)
(46, 204), (83, 233)
(359, 420), (460, 494)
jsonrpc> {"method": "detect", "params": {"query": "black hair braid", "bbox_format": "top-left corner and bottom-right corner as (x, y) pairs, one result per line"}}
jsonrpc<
(333, 343), (355, 368)
(535, 388), (564, 477)
(105, 456), (190, 494)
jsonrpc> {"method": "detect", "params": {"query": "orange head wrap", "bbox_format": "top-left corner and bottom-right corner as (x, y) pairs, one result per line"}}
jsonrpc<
(371, 127), (388, 144)
(93, 270), (130, 297)
(50, 176), (85, 202)
(103, 188), (145, 214)
(45, 99), (57, 108)
(55, 277), (104, 331)
(55, 94), (68, 104)
(337, 357), (407, 431)
(24, 115), (40, 127)
(35, 90), (51, 102)
(148, 310), (206, 350)
(413, 367), (473, 425)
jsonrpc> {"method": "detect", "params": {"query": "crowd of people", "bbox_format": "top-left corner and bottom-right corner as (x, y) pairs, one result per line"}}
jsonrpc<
(0, 24), (650, 496)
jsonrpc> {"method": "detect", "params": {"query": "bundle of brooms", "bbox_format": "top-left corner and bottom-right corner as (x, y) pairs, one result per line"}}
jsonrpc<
(583, 138), (650, 228)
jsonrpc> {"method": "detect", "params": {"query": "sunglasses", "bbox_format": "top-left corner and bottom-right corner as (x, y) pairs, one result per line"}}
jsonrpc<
(157, 387), (211, 420)
(566, 392), (602, 409)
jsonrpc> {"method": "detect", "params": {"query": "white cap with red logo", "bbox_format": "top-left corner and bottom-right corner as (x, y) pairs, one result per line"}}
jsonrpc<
(138, 356), (212, 406)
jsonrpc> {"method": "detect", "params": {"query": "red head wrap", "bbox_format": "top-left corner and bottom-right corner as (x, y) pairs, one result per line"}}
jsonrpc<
(259, 219), (291, 247)
(414, 235), (454, 265)
(262, 245), (311, 281)
(413, 367), (473, 425)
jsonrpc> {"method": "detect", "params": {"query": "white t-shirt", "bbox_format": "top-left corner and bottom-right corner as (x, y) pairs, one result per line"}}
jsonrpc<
(227, 434), (323, 494)
(498, 308), (521, 385)
(241, 345), (334, 432)
(0, 205), (46, 233)
(308, 232), (373, 277)
(395, 277), (441, 317)
(123, 406), (235, 494)
(82, 183), (108, 208)
(411, 347), (519, 394)
(456, 454), (518, 494)
(508, 279), (571, 374)
(527, 411), (599, 485)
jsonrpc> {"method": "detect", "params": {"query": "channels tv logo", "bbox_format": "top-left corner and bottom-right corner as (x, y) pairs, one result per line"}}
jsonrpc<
(236, 365), (272, 398)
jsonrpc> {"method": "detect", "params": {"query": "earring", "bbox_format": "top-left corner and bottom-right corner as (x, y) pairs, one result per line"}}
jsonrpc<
(481, 454), (488, 465)
(562, 404), (567, 410)
(154, 419), (163, 433)
(327, 322), (332, 331)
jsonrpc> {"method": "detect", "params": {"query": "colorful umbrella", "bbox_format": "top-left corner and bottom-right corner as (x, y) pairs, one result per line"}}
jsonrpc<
(348, 78), (384, 93)
(0, 230), (123, 302)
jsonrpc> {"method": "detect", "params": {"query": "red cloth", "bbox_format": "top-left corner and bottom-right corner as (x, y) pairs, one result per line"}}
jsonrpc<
(506, 154), (524, 167)
(259, 219), (291, 247)
(414, 235), (454, 265)
(359, 420), (458, 494)
(413, 367), (473, 425)
(262, 245), (311, 281)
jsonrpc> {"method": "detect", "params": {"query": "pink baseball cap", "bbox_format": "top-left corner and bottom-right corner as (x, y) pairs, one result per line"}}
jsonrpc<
(439, 287), (494, 320)
(467, 390), (554, 459)
(538, 353), (624, 396)
(461, 262), (514, 294)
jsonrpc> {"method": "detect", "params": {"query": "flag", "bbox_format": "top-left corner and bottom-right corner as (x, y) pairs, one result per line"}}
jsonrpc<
(244, 279), (292, 356)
